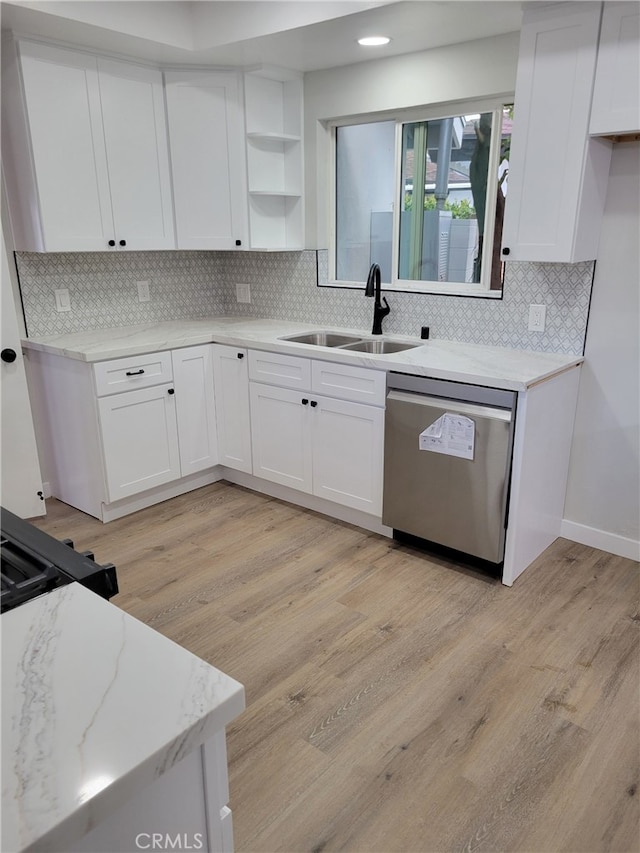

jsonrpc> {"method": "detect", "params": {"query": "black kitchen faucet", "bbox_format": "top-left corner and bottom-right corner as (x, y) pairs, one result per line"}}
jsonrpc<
(365, 263), (391, 335)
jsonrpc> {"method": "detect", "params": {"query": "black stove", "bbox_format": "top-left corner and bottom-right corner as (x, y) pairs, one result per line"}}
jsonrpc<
(1, 507), (118, 614)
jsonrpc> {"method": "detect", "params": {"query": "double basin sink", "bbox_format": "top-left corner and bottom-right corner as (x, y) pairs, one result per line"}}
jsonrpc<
(279, 331), (422, 354)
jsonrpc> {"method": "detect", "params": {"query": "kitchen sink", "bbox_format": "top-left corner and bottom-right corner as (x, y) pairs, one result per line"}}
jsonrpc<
(279, 331), (364, 347)
(339, 339), (423, 354)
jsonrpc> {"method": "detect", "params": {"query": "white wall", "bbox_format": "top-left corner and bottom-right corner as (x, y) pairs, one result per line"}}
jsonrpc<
(303, 30), (519, 247)
(562, 143), (640, 560)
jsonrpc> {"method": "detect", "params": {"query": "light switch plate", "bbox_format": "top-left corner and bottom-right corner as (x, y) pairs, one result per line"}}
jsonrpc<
(137, 281), (150, 302)
(54, 288), (71, 312)
(528, 304), (546, 332)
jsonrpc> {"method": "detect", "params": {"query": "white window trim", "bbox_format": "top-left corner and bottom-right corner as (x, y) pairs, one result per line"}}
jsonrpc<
(323, 95), (513, 298)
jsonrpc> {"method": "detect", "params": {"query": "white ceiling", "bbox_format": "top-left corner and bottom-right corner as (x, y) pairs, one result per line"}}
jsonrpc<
(0, 1), (523, 72)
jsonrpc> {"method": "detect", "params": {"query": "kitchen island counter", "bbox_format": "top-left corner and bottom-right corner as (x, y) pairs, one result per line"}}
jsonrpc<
(21, 318), (583, 392)
(1, 583), (245, 853)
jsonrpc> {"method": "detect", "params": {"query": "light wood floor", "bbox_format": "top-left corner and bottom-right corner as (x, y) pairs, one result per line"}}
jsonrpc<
(34, 484), (639, 853)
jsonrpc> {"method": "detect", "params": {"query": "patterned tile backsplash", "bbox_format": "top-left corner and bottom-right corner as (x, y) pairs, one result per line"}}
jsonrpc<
(16, 251), (227, 335)
(16, 249), (594, 355)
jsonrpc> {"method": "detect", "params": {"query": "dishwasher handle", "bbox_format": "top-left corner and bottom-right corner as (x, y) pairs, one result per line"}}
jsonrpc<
(386, 389), (513, 423)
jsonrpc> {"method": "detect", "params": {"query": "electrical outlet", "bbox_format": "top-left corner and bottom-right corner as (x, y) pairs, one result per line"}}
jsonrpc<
(528, 304), (546, 332)
(54, 288), (71, 312)
(137, 280), (150, 302)
(236, 282), (251, 304)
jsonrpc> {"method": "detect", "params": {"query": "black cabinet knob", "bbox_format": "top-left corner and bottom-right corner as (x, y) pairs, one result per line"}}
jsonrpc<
(301, 398), (309, 405)
(1, 348), (17, 363)
(108, 239), (116, 247)
(235, 239), (242, 246)
(502, 247), (511, 256)
(310, 400), (318, 408)
(119, 239), (127, 247)
(168, 388), (175, 395)
(237, 352), (244, 359)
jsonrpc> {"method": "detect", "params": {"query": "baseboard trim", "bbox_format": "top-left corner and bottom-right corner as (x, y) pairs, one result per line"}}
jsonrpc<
(221, 468), (392, 537)
(560, 519), (640, 562)
(100, 469), (224, 523)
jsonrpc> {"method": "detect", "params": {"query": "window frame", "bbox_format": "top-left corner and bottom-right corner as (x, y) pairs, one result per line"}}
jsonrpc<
(324, 96), (512, 298)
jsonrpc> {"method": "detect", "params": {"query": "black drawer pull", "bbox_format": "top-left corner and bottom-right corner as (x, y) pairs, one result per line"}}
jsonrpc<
(1, 348), (17, 363)
(108, 239), (116, 247)
(125, 369), (145, 376)
(301, 398), (309, 405)
(502, 247), (511, 256)
(168, 388), (175, 395)
(237, 352), (244, 359)
(310, 400), (318, 408)
(119, 239), (127, 247)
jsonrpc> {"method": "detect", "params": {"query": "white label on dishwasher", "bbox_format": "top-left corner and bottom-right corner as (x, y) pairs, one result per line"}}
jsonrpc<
(419, 413), (475, 460)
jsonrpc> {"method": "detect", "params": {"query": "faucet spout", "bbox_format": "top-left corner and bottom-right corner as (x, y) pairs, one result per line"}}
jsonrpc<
(365, 263), (391, 335)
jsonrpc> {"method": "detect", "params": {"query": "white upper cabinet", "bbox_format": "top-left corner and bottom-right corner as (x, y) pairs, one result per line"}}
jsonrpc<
(501, 2), (612, 263)
(95, 58), (175, 250)
(12, 40), (175, 251)
(244, 66), (304, 250)
(590, 1), (640, 136)
(165, 71), (248, 249)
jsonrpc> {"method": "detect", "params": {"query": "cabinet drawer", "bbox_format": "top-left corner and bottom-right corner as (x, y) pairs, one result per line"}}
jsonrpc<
(248, 349), (311, 390)
(94, 351), (173, 396)
(311, 360), (386, 407)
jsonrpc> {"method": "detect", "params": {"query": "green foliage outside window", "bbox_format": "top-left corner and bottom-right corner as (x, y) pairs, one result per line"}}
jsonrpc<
(404, 193), (476, 219)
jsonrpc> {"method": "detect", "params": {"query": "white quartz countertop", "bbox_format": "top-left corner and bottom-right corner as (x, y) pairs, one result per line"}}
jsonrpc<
(1, 584), (245, 853)
(22, 318), (583, 391)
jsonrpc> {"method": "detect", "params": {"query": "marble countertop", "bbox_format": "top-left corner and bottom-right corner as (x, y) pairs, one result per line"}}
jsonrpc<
(22, 318), (583, 391)
(1, 584), (245, 853)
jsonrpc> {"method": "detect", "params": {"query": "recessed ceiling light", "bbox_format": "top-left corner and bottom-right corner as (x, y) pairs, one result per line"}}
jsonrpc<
(357, 36), (391, 47)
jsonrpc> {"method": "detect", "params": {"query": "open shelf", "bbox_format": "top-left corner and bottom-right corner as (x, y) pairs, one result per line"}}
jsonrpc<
(247, 132), (301, 143)
(244, 66), (304, 250)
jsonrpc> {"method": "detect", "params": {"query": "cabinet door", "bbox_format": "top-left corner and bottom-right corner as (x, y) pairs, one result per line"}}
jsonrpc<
(312, 395), (384, 515)
(172, 345), (218, 477)
(165, 71), (247, 249)
(98, 384), (180, 502)
(97, 58), (175, 249)
(249, 382), (312, 492)
(211, 345), (252, 473)
(590, 2), (640, 136)
(501, 2), (612, 262)
(18, 41), (114, 251)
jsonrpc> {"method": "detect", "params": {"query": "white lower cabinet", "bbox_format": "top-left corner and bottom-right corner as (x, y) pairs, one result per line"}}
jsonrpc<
(312, 395), (384, 513)
(98, 383), (181, 502)
(250, 382), (313, 492)
(29, 344), (218, 521)
(69, 731), (235, 853)
(172, 345), (218, 476)
(211, 345), (252, 473)
(98, 345), (218, 503)
(248, 351), (385, 515)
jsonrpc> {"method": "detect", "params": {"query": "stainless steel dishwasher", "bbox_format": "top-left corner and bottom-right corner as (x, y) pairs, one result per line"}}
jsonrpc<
(383, 373), (517, 564)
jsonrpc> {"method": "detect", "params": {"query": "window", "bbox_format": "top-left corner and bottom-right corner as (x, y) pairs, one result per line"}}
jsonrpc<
(330, 101), (512, 297)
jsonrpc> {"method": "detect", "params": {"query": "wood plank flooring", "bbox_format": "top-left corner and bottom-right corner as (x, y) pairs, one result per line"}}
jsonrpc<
(32, 483), (639, 852)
